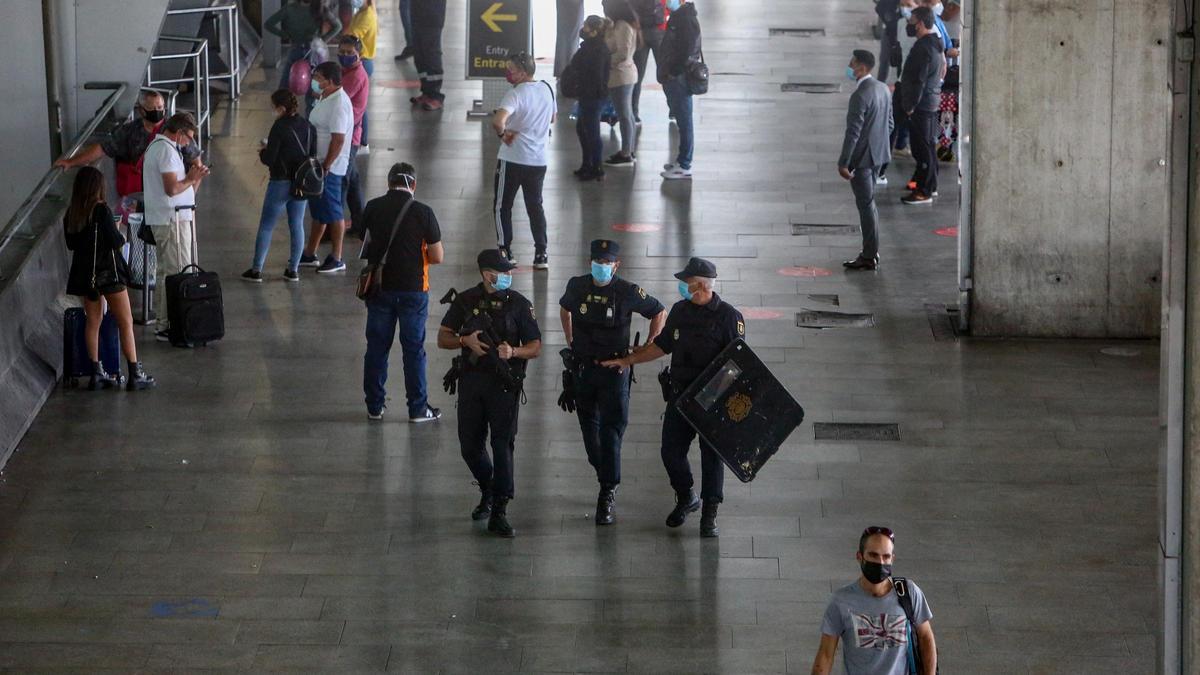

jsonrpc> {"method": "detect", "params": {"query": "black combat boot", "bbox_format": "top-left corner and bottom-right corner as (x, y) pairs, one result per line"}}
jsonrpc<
(126, 362), (156, 391)
(700, 500), (720, 538)
(595, 484), (616, 526)
(471, 481), (492, 521)
(88, 361), (118, 390)
(488, 497), (515, 538)
(665, 489), (701, 528)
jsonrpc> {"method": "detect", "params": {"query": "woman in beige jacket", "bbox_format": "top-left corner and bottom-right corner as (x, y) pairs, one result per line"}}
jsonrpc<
(602, 0), (642, 165)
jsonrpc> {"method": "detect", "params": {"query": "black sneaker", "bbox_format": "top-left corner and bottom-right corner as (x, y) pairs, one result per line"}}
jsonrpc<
(298, 253), (320, 267)
(409, 405), (442, 424)
(499, 247), (517, 265)
(155, 329), (172, 343)
(532, 253), (549, 270)
(367, 406), (385, 421)
(605, 153), (634, 167)
(240, 269), (263, 283)
(394, 46), (415, 61)
(283, 268), (300, 282)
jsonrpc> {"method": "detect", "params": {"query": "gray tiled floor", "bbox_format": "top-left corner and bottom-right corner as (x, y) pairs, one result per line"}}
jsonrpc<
(0, 0), (1159, 672)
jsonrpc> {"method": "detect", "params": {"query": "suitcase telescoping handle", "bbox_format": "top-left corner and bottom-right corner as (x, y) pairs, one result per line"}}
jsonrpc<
(175, 204), (198, 268)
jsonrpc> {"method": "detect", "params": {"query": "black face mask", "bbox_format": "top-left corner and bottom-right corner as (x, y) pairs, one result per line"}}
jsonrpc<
(860, 561), (892, 584)
(905, 23), (918, 37)
(143, 108), (166, 123)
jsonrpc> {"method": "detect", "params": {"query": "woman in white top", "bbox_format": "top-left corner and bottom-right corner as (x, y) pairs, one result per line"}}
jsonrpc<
(602, 0), (642, 166)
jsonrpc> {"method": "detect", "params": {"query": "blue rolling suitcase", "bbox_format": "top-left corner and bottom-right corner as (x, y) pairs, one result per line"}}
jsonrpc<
(63, 307), (122, 387)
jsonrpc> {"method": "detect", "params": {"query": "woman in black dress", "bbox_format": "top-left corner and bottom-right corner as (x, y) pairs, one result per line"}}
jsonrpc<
(63, 166), (155, 390)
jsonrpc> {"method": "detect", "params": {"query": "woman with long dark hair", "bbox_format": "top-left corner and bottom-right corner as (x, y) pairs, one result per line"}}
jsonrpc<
(602, 0), (642, 166)
(63, 166), (155, 390)
(244, 89), (317, 282)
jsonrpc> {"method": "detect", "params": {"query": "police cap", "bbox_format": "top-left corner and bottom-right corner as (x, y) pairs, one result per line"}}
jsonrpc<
(673, 257), (718, 281)
(590, 239), (620, 262)
(477, 249), (517, 272)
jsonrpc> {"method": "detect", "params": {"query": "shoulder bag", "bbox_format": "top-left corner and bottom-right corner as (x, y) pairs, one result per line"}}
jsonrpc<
(687, 48), (709, 96)
(356, 197), (416, 301)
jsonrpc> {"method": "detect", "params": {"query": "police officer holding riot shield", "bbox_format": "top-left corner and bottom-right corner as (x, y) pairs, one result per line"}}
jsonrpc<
(558, 240), (666, 525)
(603, 258), (744, 537)
(438, 250), (542, 537)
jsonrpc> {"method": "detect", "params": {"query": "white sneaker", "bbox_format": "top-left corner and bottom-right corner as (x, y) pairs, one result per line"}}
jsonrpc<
(358, 145), (370, 156)
(661, 167), (693, 180)
(875, 175), (888, 186)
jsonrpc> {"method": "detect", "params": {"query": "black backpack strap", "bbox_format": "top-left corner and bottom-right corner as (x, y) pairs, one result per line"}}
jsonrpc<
(893, 577), (917, 624)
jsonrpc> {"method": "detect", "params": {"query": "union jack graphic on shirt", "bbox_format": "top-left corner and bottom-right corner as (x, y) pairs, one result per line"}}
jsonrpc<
(852, 612), (908, 649)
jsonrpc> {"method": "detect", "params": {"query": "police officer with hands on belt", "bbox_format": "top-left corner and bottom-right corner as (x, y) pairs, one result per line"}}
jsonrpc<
(602, 257), (745, 537)
(559, 240), (666, 525)
(437, 249), (542, 538)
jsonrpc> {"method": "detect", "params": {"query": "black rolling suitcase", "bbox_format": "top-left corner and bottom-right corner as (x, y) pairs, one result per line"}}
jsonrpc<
(63, 308), (123, 387)
(165, 263), (224, 347)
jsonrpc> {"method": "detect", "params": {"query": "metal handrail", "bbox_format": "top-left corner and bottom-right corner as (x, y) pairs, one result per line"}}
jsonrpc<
(165, 3), (241, 100)
(146, 35), (211, 151)
(0, 82), (126, 274)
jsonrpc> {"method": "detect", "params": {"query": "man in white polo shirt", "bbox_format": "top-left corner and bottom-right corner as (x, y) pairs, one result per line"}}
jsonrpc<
(142, 112), (209, 341)
(491, 52), (556, 270)
(300, 61), (355, 273)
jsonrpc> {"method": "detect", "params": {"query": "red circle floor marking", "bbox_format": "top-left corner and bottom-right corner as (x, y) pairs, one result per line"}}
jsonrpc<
(778, 266), (833, 278)
(934, 226), (958, 237)
(612, 223), (662, 233)
(376, 79), (421, 89)
(741, 308), (785, 320)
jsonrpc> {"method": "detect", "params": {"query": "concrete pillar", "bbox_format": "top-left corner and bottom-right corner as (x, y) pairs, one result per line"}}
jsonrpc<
(969, 0), (1170, 337)
(1162, 2), (1200, 671)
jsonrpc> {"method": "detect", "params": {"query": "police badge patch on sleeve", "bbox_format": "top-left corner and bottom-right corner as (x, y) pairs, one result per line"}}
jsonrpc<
(736, 320), (745, 336)
(637, 286), (647, 299)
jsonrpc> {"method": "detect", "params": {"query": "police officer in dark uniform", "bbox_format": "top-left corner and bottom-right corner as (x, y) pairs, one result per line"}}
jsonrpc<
(437, 250), (542, 537)
(558, 240), (666, 525)
(602, 258), (744, 537)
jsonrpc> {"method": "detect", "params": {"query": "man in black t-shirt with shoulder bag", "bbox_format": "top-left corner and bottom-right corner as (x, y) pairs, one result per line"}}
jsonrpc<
(361, 162), (445, 422)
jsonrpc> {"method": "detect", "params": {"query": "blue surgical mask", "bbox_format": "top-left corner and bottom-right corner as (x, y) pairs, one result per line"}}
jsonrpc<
(338, 54), (358, 68)
(846, 66), (858, 81)
(677, 280), (693, 301)
(310, 79), (322, 95)
(493, 273), (513, 291)
(591, 261), (615, 284)
(900, 6), (913, 18)
(667, 0), (682, 11)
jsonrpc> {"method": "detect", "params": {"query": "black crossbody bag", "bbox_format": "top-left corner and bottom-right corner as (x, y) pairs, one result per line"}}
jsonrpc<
(356, 198), (416, 302)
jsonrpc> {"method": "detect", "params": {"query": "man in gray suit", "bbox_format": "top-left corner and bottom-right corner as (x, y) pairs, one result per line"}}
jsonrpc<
(838, 50), (894, 271)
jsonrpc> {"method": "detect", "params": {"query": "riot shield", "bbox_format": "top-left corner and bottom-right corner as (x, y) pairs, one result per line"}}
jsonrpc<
(673, 339), (804, 482)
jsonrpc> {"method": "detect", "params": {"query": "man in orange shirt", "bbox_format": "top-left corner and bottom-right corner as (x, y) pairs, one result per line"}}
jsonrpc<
(360, 162), (444, 423)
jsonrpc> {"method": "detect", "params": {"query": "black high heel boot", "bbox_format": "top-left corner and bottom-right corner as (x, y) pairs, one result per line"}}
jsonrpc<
(87, 361), (118, 390)
(126, 362), (157, 391)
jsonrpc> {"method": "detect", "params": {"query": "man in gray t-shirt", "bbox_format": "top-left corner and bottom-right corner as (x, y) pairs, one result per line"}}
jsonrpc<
(812, 526), (937, 675)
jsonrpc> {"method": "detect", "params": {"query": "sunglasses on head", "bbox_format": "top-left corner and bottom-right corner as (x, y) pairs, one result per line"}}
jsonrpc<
(862, 526), (894, 540)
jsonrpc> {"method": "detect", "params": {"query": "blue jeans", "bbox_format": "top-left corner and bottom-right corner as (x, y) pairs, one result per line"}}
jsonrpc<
(360, 58), (373, 145)
(253, 180), (308, 271)
(364, 290), (429, 416)
(575, 97), (604, 171)
(664, 75), (694, 169)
